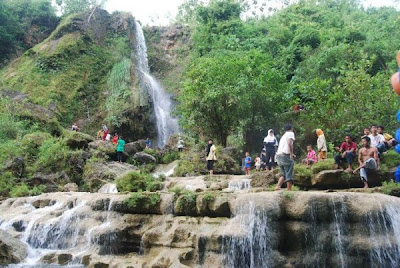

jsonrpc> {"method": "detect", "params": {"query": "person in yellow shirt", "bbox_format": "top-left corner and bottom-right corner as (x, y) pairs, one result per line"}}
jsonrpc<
(206, 139), (217, 175)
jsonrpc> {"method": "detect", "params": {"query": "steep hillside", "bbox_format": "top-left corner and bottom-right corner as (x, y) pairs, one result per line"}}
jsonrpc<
(0, 9), (154, 140)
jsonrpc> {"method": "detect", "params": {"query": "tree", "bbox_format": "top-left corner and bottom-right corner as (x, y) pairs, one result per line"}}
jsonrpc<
(56, 0), (107, 16)
(178, 50), (286, 146)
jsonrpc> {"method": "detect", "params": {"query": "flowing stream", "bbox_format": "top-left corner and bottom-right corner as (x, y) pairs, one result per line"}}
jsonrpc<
(134, 20), (179, 148)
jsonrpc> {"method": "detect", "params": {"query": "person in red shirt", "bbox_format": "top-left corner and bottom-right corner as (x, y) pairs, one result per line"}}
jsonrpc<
(334, 135), (358, 172)
(112, 133), (119, 144)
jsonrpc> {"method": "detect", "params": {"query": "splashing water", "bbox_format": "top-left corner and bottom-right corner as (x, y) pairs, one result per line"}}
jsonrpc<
(97, 183), (118, 194)
(228, 178), (251, 191)
(134, 20), (179, 147)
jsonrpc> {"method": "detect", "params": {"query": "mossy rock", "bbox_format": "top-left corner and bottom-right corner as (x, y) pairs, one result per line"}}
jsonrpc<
(196, 192), (231, 217)
(114, 192), (162, 214)
(65, 131), (94, 149)
(175, 193), (198, 216)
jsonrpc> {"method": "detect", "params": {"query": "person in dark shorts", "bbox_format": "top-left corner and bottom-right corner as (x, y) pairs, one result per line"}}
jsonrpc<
(206, 139), (217, 175)
(117, 136), (126, 163)
(275, 124), (296, 191)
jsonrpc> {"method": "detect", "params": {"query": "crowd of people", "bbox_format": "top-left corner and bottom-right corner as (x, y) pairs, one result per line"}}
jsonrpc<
(206, 124), (397, 190)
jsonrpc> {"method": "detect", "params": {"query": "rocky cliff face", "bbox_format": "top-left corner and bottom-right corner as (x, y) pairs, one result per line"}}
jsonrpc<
(1, 190), (399, 267)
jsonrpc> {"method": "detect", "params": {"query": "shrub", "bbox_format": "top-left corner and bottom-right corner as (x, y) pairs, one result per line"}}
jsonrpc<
(116, 171), (162, 192)
(161, 151), (180, 164)
(21, 132), (52, 158)
(295, 164), (313, 178)
(381, 150), (400, 169)
(124, 192), (161, 209)
(169, 185), (184, 196)
(34, 137), (71, 172)
(203, 192), (216, 202)
(0, 172), (16, 197)
(176, 190), (198, 213)
(10, 183), (30, 198)
(139, 163), (157, 173)
(381, 181), (400, 197)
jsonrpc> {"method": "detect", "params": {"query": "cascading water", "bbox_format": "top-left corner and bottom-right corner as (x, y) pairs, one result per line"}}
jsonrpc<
(134, 20), (179, 147)
(227, 178), (251, 191)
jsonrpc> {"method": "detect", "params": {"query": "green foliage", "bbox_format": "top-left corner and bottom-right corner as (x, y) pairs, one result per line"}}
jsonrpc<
(21, 132), (52, 158)
(105, 58), (132, 126)
(161, 151), (180, 164)
(56, 0), (107, 16)
(202, 191), (216, 202)
(178, 49), (286, 146)
(381, 181), (400, 197)
(34, 137), (70, 172)
(116, 171), (163, 192)
(9, 183), (44, 198)
(381, 150), (400, 169)
(124, 192), (161, 209)
(176, 190), (198, 211)
(283, 190), (295, 200)
(0, 172), (16, 197)
(169, 185), (184, 196)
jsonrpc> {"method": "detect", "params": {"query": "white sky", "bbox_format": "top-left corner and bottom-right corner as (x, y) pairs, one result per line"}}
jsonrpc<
(104, 0), (398, 26)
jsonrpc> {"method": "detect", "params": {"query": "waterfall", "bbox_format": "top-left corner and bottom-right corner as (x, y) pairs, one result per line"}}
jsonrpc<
(98, 183), (118, 194)
(228, 178), (251, 191)
(134, 20), (179, 148)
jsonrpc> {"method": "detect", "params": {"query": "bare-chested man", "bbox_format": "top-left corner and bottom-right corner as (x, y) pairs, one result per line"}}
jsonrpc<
(353, 136), (379, 188)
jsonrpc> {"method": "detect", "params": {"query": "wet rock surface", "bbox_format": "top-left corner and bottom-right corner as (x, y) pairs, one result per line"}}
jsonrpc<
(0, 229), (27, 265)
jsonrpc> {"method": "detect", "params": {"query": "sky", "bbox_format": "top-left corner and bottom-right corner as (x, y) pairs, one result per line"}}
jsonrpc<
(104, 0), (398, 26)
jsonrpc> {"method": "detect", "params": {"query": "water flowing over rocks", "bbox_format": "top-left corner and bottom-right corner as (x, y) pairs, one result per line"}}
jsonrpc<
(0, 190), (400, 267)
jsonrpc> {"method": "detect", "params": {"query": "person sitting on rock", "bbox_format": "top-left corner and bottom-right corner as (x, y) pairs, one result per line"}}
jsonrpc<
(117, 135), (126, 163)
(302, 145), (318, 167)
(71, 123), (79, 131)
(368, 125), (386, 155)
(334, 135), (357, 172)
(353, 136), (379, 188)
(363, 127), (370, 136)
(377, 125), (397, 151)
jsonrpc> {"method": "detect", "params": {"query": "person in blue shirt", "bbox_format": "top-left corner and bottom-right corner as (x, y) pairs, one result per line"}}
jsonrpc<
(145, 138), (152, 149)
(244, 152), (252, 175)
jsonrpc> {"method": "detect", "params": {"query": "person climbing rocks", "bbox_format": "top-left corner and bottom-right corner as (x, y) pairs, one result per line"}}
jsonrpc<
(275, 124), (296, 191)
(206, 139), (217, 175)
(177, 137), (184, 152)
(334, 135), (357, 172)
(145, 138), (152, 149)
(316, 129), (327, 160)
(102, 124), (108, 141)
(353, 136), (379, 188)
(112, 133), (118, 144)
(263, 129), (278, 170)
(244, 152), (252, 175)
(117, 135), (126, 163)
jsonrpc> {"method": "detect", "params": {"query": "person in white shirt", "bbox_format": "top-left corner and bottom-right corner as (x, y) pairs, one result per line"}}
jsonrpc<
(275, 124), (296, 191)
(368, 125), (385, 155)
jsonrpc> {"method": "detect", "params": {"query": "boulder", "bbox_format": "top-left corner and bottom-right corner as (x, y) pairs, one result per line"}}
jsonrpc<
(133, 152), (157, 164)
(3, 157), (25, 178)
(196, 193), (232, 217)
(124, 140), (146, 156)
(83, 161), (137, 192)
(65, 131), (95, 149)
(88, 140), (117, 156)
(0, 230), (27, 265)
(29, 172), (70, 192)
(250, 171), (276, 188)
(63, 183), (79, 192)
(311, 169), (393, 189)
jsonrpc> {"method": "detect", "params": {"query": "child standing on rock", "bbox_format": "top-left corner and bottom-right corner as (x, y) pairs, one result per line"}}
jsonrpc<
(244, 152), (252, 175)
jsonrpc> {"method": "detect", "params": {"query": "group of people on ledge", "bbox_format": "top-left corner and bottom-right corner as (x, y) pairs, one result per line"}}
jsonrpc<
(231, 124), (397, 190)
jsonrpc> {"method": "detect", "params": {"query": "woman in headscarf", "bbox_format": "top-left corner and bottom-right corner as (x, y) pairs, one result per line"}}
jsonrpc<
(316, 129), (327, 161)
(263, 129), (278, 170)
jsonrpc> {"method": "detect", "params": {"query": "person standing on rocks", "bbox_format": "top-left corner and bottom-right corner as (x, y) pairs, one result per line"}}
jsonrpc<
(117, 135), (126, 163)
(275, 124), (296, 191)
(206, 139), (217, 175)
(263, 129), (278, 170)
(316, 129), (327, 160)
(177, 137), (184, 152)
(353, 136), (379, 188)
(102, 124), (108, 141)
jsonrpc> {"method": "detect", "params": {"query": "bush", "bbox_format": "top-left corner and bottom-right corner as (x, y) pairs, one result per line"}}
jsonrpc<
(34, 137), (71, 172)
(176, 190), (198, 213)
(21, 131), (52, 158)
(203, 191), (216, 202)
(124, 192), (161, 209)
(0, 172), (16, 197)
(10, 183), (30, 197)
(169, 185), (184, 196)
(116, 171), (163, 192)
(381, 150), (400, 169)
(161, 151), (180, 164)
(381, 181), (400, 197)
